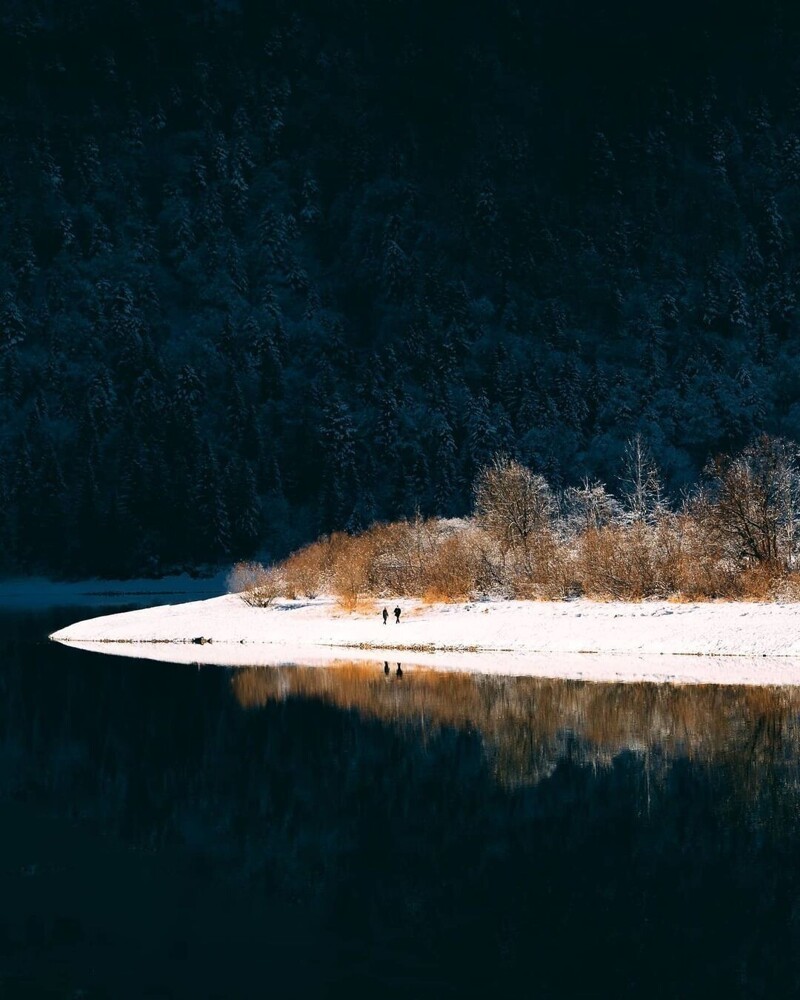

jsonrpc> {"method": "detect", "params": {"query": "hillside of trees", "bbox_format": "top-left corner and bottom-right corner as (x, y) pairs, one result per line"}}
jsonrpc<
(2, 0), (800, 576)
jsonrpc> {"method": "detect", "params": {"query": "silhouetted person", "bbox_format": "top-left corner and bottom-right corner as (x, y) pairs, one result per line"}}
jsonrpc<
(394, 606), (401, 623)
(396, 663), (403, 678)
(382, 607), (388, 625)
(384, 661), (390, 675)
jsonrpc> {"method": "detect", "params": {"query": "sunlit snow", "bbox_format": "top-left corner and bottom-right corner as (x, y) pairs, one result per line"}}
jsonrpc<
(50, 595), (800, 686)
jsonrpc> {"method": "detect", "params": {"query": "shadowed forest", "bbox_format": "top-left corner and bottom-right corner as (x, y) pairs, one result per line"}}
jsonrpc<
(3, 1), (800, 576)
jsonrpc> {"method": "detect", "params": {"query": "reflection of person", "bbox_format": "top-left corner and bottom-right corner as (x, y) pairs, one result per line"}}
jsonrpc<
(394, 606), (401, 624)
(396, 663), (403, 678)
(384, 661), (390, 675)
(382, 607), (388, 625)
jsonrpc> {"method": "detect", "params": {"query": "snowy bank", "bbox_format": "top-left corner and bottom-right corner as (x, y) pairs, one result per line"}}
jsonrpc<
(49, 594), (800, 685)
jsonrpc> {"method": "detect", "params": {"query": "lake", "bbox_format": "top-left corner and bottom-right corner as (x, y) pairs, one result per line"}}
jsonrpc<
(3, 605), (800, 998)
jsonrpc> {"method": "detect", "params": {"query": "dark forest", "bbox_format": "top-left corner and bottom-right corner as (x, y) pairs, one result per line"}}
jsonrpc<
(2, 0), (800, 576)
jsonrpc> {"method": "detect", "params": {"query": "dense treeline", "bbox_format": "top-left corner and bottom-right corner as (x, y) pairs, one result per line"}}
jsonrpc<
(234, 436), (800, 602)
(2, 1), (800, 575)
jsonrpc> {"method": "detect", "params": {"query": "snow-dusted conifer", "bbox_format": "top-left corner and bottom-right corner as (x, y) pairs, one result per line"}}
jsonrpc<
(0, 293), (26, 353)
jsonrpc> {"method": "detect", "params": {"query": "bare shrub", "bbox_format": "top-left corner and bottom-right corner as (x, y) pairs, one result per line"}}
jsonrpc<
(697, 435), (800, 568)
(331, 534), (372, 610)
(227, 560), (268, 594)
(230, 562), (284, 607)
(574, 524), (663, 600)
(377, 517), (434, 595)
(421, 533), (479, 602)
(773, 572), (800, 601)
(564, 478), (621, 532)
(357, 516), (462, 596)
(282, 540), (330, 598)
(655, 511), (739, 600)
(505, 528), (573, 599)
(737, 563), (783, 601)
(361, 521), (414, 594)
(474, 455), (554, 570)
(574, 527), (618, 599)
(532, 530), (576, 599)
(652, 515), (715, 599)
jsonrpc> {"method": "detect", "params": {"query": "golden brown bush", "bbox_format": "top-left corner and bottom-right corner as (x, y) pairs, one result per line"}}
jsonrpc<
(421, 533), (479, 602)
(230, 444), (800, 604)
(272, 513), (800, 603)
(331, 534), (372, 610)
(282, 537), (333, 598)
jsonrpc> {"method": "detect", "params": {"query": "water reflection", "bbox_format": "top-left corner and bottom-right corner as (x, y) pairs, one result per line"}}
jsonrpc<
(5, 611), (800, 997)
(232, 661), (800, 795)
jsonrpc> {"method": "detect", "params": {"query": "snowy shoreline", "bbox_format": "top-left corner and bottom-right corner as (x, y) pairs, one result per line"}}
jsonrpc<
(49, 593), (800, 686)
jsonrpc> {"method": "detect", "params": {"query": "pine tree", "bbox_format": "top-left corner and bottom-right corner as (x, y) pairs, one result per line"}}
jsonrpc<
(382, 238), (410, 302)
(467, 390), (499, 480)
(191, 444), (231, 559)
(226, 458), (262, 556)
(299, 172), (321, 226)
(318, 395), (358, 530)
(433, 414), (458, 514)
(0, 294), (26, 353)
(727, 279), (750, 333)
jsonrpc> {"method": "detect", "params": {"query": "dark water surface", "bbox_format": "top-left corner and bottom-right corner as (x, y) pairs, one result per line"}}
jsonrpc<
(3, 608), (800, 998)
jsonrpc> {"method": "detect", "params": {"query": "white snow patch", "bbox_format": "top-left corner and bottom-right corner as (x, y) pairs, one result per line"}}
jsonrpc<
(49, 595), (800, 686)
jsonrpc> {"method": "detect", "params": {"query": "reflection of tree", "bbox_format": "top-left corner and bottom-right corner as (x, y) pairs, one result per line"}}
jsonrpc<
(232, 663), (800, 795)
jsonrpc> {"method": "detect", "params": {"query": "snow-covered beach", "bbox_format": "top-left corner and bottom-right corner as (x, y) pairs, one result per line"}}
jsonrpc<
(50, 594), (800, 686)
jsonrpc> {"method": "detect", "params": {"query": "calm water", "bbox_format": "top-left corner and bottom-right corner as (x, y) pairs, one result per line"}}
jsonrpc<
(3, 608), (800, 998)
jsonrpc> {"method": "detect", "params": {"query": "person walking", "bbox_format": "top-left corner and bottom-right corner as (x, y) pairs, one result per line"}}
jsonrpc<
(382, 607), (388, 625)
(394, 606), (401, 624)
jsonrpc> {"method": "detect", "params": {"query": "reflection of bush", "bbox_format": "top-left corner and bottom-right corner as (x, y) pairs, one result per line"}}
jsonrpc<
(232, 664), (800, 790)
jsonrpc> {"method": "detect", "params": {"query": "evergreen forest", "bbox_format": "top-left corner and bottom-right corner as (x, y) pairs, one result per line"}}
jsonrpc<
(2, 0), (800, 576)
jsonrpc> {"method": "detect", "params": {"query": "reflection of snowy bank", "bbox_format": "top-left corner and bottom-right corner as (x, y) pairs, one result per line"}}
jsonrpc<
(50, 594), (800, 685)
(54, 640), (800, 686)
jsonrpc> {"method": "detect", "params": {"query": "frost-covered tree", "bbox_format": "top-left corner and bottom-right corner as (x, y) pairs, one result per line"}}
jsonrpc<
(474, 455), (554, 554)
(564, 478), (622, 533)
(698, 435), (800, 567)
(619, 434), (666, 525)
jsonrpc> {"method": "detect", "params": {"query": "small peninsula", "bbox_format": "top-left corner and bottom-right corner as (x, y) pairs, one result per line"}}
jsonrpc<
(51, 594), (800, 686)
